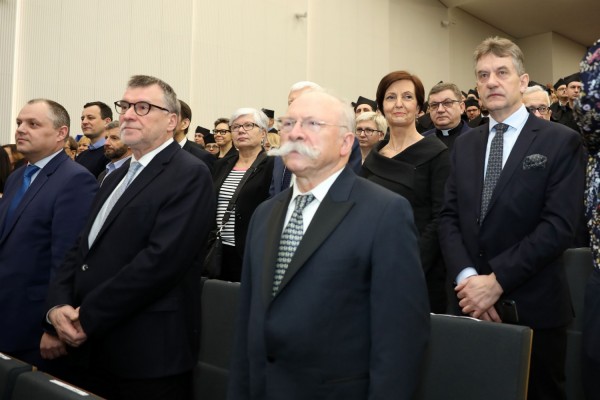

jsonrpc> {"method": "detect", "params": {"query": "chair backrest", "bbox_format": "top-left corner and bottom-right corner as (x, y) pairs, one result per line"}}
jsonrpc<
(193, 279), (241, 400)
(415, 314), (532, 400)
(0, 354), (32, 400)
(11, 371), (103, 399)
(562, 247), (594, 331)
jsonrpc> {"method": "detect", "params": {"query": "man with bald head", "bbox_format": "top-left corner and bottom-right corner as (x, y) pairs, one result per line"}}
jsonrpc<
(228, 90), (430, 400)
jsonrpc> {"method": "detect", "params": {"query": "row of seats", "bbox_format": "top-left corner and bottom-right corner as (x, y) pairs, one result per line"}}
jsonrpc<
(0, 248), (592, 399)
(194, 247), (594, 400)
(0, 355), (102, 399)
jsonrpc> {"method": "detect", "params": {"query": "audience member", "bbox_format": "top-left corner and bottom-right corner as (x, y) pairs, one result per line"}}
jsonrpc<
(228, 89), (430, 400)
(194, 125), (210, 147)
(45, 75), (215, 400)
(176, 100), (215, 172)
(0, 99), (97, 372)
(439, 37), (585, 400)
(76, 135), (91, 156)
(76, 101), (111, 177)
(355, 111), (385, 163)
(63, 136), (78, 159)
(212, 108), (274, 282)
(424, 81), (470, 151)
(353, 95), (378, 116)
(523, 85), (552, 121)
(362, 70), (450, 313)
(264, 131), (280, 152)
(551, 74), (582, 131)
(2, 143), (26, 171)
(465, 98), (481, 122)
(213, 117), (238, 159)
(204, 134), (219, 156)
(573, 37), (600, 400)
(97, 120), (132, 185)
(261, 108), (278, 133)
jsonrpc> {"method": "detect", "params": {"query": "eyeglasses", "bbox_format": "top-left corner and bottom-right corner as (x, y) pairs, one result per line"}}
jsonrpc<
(230, 122), (260, 132)
(213, 129), (231, 135)
(355, 127), (382, 136)
(429, 100), (461, 111)
(277, 118), (348, 134)
(114, 101), (171, 116)
(526, 105), (549, 115)
(205, 144), (219, 150)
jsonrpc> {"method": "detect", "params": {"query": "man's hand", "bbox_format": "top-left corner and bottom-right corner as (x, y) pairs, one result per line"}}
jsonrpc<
(456, 273), (503, 322)
(40, 332), (67, 360)
(48, 305), (87, 347)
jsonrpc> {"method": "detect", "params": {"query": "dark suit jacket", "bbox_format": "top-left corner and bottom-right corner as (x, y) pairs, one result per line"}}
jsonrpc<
(439, 113), (585, 329)
(228, 167), (430, 400)
(76, 146), (109, 178)
(423, 120), (471, 152)
(0, 152), (97, 354)
(183, 139), (215, 173)
(47, 142), (215, 379)
(213, 152), (274, 258)
(269, 139), (363, 197)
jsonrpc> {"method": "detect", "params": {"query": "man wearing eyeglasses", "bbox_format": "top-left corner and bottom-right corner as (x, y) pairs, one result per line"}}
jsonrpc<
(424, 82), (471, 151)
(45, 75), (215, 400)
(228, 90), (430, 400)
(523, 85), (553, 121)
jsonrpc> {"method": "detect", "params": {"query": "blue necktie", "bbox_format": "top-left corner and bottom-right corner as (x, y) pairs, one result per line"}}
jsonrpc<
(2, 164), (40, 233)
(273, 194), (315, 295)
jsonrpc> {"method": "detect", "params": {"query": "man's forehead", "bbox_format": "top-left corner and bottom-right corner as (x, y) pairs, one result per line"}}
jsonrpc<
(476, 54), (514, 70)
(18, 102), (49, 119)
(429, 90), (457, 100)
(123, 84), (163, 101)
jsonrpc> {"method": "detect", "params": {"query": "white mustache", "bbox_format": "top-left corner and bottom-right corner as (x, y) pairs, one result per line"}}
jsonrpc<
(268, 141), (320, 160)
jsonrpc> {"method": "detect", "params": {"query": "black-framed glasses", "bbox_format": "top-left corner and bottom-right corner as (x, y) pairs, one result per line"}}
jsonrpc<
(114, 101), (171, 116)
(213, 129), (231, 135)
(429, 100), (461, 111)
(355, 127), (382, 136)
(205, 144), (219, 150)
(526, 105), (549, 115)
(277, 118), (348, 134)
(230, 122), (260, 132)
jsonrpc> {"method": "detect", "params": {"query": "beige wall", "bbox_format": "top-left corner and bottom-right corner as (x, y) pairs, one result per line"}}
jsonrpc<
(0, 0), (588, 145)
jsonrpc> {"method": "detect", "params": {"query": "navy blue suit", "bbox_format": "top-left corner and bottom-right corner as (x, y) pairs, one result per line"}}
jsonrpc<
(0, 151), (97, 361)
(228, 167), (430, 400)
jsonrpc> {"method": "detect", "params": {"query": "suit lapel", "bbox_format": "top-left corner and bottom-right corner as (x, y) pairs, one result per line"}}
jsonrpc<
(472, 124), (489, 220)
(0, 152), (66, 241)
(261, 190), (292, 305)
(485, 115), (538, 217)
(272, 167), (356, 298)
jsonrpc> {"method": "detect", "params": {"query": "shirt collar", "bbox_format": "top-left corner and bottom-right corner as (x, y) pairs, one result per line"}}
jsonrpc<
(290, 167), (345, 204)
(178, 137), (187, 148)
(131, 138), (174, 167)
(88, 137), (106, 150)
(488, 104), (529, 132)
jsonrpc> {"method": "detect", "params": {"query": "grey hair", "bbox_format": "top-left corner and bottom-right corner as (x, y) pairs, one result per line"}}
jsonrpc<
(355, 111), (388, 133)
(473, 36), (526, 76)
(524, 85), (551, 106)
(230, 108), (269, 131)
(289, 81), (322, 93)
(105, 120), (120, 130)
(127, 75), (180, 116)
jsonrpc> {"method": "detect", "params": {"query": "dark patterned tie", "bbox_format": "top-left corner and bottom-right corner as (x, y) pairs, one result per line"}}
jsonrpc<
(2, 164), (40, 234)
(480, 123), (509, 221)
(273, 193), (315, 295)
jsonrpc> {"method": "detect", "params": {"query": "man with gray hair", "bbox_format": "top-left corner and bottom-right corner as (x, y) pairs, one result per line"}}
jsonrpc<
(228, 89), (430, 400)
(46, 75), (215, 399)
(439, 37), (585, 400)
(523, 85), (552, 121)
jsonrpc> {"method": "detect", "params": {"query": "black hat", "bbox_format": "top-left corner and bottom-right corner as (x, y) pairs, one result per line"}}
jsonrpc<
(261, 108), (275, 119)
(354, 96), (377, 111)
(564, 72), (582, 85)
(553, 78), (566, 90)
(195, 125), (210, 135)
(204, 133), (216, 144)
(461, 91), (468, 98)
(464, 98), (480, 109)
(467, 89), (479, 99)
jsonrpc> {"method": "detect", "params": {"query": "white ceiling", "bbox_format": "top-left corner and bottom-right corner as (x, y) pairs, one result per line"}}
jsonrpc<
(440, 0), (600, 48)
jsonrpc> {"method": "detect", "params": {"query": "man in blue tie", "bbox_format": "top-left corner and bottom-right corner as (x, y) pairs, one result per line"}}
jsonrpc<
(0, 99), (97, 370)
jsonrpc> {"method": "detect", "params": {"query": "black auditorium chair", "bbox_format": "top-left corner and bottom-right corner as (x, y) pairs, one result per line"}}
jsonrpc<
(193, 279), (241, 400)
(562, 247), (594, 400)
(0, 354), (32, 400)
(11, 371), (103, 399)
(415, 314), (532, 400)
